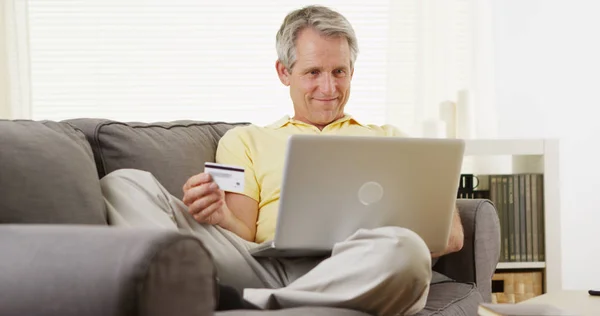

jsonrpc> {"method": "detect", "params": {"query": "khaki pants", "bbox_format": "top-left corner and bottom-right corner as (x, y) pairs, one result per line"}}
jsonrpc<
(101, 169), (432, 316)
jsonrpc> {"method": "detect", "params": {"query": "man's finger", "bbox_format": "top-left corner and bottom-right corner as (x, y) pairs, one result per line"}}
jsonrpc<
(182, 181), (218, 206)
(183, 173), (212, 192)
(188, 192), (221, 215)
(193, 200), (223, 224)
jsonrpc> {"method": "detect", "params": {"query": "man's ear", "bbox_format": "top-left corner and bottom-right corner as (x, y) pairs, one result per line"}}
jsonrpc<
(275, 60), (291, 86)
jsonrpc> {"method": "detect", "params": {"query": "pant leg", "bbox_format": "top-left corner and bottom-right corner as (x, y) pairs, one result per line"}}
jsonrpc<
(102, 169), (432, 315)
(244, 227), (433, 316)
(100, 168), (288, 292)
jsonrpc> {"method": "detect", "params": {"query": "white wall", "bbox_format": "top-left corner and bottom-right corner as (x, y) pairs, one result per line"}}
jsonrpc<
(493, 0), (600, 290)
(0, 2), (11, 119)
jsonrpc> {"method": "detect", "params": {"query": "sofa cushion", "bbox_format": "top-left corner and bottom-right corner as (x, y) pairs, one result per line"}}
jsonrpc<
(0, 120), (107, 224)
(414, 281), (482, 316)
(216, 282), (481, 316)
(65, 119), (247, 200)
(217, 307), (369, 316)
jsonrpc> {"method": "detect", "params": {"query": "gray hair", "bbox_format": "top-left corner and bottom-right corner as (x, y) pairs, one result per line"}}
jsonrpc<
(276, 5), (359, 72)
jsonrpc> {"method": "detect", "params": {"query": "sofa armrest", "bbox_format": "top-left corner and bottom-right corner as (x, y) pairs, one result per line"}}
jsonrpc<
(0, 225), (216, 316)
(433, 199), (501, 302)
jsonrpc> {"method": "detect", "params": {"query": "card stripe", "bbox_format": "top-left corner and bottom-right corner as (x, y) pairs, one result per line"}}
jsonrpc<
(205, 163), (244, 173)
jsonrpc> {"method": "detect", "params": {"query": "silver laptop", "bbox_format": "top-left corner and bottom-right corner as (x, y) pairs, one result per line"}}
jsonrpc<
(249, 135), (465, 257)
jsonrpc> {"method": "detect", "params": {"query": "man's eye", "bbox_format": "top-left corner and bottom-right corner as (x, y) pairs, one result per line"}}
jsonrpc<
(310, 70), (319, 75)
(335, 69), (347, 76)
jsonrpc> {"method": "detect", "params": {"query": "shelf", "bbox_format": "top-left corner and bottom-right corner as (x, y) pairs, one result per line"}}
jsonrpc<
(496, 262), (546, 269)
(464, 139), (545, 156)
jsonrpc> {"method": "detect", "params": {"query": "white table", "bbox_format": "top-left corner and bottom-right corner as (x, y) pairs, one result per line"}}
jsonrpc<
(520, 290), (600, 316)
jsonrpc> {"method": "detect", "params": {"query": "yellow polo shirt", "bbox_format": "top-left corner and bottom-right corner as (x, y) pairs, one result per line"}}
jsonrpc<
(215, 115), (408, 243)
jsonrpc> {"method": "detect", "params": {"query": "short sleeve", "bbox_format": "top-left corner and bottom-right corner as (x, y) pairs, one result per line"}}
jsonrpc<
(382, 124), (411, 137)
(215, 127), (260, 202)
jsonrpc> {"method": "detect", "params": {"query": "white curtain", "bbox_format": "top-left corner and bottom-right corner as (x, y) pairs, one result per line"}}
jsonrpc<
(385, 0), (497, 139)
(23, 0), (496, 138)
(0, 0), (31, 120)
(27, 0), (392, 126)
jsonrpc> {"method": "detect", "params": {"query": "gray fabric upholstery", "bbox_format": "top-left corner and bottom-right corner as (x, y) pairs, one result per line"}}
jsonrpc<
(414, 282), (483, 316)
(433, 199), (501, 303)
(0, 120), (106, 224)
(216, 282), (482, 316)
(65, 119), (247, 200)
(218, 307), (370, 316)
(0, 225), (216, 316)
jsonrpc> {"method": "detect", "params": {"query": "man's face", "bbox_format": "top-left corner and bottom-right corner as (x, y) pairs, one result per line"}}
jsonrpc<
(276, 27), (353, 128)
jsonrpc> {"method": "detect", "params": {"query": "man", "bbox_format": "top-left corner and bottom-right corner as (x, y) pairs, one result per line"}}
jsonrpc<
(102, 5), (464, 316)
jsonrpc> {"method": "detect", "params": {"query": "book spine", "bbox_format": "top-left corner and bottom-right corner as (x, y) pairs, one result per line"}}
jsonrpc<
(525, 174), (533, 261)
(508, 175), (515, 261)
(502, 176), (510, 261)
(532, 174), (539, 261)
(513, 174), (521, 262)
(519, 174), (527, 262)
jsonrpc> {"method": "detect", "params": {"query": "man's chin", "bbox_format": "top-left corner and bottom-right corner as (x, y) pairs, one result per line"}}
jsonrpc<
(311, 112), (343, 126)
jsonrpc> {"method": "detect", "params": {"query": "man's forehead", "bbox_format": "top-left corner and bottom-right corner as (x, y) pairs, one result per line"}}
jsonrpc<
(295, 60), (351, 70)
(294, 52), (351, 67)
(294, 44), (351, 67)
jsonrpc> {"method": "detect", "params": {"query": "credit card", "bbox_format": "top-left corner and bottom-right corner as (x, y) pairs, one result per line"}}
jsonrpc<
(204, 162), (245, 194)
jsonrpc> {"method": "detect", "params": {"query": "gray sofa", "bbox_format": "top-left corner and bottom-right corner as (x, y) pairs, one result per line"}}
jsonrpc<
(0, 119), (501, 316)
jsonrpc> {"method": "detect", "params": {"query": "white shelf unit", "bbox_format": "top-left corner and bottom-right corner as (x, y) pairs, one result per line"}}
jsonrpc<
(462, 139), (561, 294)
(496, 262), (546, 270)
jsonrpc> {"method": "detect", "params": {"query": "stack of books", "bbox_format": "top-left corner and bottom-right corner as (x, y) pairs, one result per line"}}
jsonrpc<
(490, 174), (545, 263)
(458, 173), (546, 263)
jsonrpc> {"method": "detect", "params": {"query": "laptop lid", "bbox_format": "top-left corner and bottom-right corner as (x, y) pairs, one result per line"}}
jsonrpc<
(271, 135), (465, 254)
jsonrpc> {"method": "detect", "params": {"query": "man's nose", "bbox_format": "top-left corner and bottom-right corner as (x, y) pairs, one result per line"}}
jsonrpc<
(319, 74), (336, 95)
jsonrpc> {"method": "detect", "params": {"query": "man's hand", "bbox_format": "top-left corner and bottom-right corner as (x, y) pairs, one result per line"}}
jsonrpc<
(182, 173), (232, 226)
(182, 172), (259, 242)
(431, 206), (464, 258)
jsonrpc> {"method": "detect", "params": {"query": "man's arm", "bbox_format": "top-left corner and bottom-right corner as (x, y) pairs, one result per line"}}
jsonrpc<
(212, 127), (261, 241)
(431, 206), (464, 258)
(220, 192), (259, 242)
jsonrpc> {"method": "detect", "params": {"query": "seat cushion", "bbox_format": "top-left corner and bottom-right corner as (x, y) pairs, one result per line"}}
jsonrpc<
(65, 119), (247, 200)
(0, 120), (107, 224)
(216, 282), (480, 316)
(415, 281), (482, 316)
(217, 307), (369, 316)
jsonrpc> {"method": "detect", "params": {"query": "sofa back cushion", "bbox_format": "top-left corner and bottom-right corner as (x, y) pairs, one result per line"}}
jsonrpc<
(66, 119), (246, 200)
(0, 120), (107, 224)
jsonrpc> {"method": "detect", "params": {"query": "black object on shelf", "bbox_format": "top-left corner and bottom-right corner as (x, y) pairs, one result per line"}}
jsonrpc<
(457, 174), (489, 199)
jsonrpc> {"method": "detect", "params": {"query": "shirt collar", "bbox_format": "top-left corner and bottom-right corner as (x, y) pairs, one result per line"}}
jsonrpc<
(267, 114), (366, 129)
